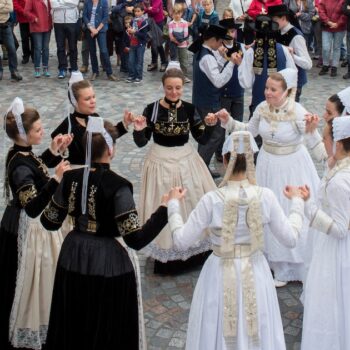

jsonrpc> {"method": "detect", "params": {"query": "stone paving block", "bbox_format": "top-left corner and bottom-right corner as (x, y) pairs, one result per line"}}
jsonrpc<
(284, 326), (301, 337)
(169, 337), (186, 348)
(156, 328), (174, 339)
(170, 294), (185, 303)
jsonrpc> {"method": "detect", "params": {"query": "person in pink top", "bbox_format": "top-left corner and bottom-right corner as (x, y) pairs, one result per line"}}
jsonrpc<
(247, 0), (282, 20)
(24, 0), (53, 78)
(144, 0), (168, 71)
(318, 0), (347, 77)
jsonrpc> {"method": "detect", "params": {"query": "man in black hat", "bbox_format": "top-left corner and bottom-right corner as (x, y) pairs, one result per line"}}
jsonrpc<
(238, 15), (296, 117)
(191, 24), (242, 178)
(268, 4), (312, 101)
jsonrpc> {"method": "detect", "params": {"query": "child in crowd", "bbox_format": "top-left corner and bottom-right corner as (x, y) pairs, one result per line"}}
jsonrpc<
(121, 15), (132, 73)
(168, 3), (190, 82)
(193, 0), (219, 39)
(126, 3), (149, 83)
(222, 7), (234, 19)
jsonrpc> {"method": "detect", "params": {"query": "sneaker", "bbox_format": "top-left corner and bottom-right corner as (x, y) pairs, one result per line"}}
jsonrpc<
(341, 61), (348, 68)
(125, 77), (134, 83)
(184, 77), (191, 84)
(274, 279), (288, 288)
(43, 67), (51, 77)
(57, 69), (66, 79)
(318, 65), (329, 76)
(147, 63), (158, 71)
(34, 69), (41, 78)
(134, 78), (142, 83)
(11, 70), (23, 81)
(159, 63), (167, 72)
(330, 66), (337, 77)
(107, 74), (119, 81)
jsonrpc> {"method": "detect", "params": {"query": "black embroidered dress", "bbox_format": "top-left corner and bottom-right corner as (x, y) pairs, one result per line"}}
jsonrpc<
(0, 145), (63, 350)
(40, 164), (167, 350)
(133, 100), (216, 273)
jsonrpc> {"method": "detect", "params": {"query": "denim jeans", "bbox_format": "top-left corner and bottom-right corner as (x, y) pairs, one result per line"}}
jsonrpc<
(88, 31), (112, 75)
(54, 23), (78, 71)
(128, 45), (145, 80)
(0, 24), (18, 72)
(32, 31), (51, 68)
(322, 30), (346, 67)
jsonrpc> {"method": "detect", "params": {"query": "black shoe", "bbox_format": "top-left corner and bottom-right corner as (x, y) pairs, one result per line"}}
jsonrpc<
(319, 65), (329, 75)
(343, 72), (350, 79)
(11, 71), (23, 81)
(22, 56), (30, 64)
(330, 67), (337, 77)
(341, 60), (348, 67)
(0, 70), (3, 81)
(147, 63), (158, 71)
(210, 170), (221, 179)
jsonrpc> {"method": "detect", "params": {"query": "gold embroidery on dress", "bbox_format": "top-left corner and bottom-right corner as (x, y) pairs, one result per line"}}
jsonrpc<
(43, 202), (60, 223)
(31, 153), (50, 178)
(88, 185), (98, 219)
(154, 121), (190, 136)
(117, 210), (140, 236)
(68, 181), (78, 213)
(18, 185), (38, 207)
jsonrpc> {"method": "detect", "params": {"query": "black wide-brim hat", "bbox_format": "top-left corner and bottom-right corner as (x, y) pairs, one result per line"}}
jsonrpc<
(204, 24), (233, 40)
(268, 4), (290, 17)
(219, 18), (241, 30)
(247, 15), (279, 33)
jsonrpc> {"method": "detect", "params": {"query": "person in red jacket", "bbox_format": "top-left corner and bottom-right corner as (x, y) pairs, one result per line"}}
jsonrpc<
(247, 0), (282, 20)
(318, 0), (347, 77)
(13, 0), (33, 64)
(24, 0), (53, 78)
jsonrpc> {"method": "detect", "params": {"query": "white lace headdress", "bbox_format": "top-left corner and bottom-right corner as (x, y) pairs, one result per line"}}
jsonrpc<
(219, 131), (259, 187)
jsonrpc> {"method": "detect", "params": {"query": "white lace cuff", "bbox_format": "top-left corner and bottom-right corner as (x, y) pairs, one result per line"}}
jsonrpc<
(309, 208), (333, 234)
(305, 131), (327, 162)
(168, 199), (184, 233)
(221, 117), (235, 132)
(288, 197), (304, 235)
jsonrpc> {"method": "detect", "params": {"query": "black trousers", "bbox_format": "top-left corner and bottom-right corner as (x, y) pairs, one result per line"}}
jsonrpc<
(19, 22), (32, 59)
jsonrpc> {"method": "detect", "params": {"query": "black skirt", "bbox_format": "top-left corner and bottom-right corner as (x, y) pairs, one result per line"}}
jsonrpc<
(46, 231), (139, 350)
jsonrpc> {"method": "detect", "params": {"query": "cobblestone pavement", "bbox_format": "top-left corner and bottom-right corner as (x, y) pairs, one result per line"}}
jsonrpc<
(0, 2), (349, 348)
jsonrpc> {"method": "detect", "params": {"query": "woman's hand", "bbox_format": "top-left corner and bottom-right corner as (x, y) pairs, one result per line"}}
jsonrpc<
(298, 185), (310, 201)
(304, 113), (319, 133)
(123, 109), (135, 127)
(283, 185), (302, 199)
(168, 187), (187, 201)
(215, 108), (230, 124)
(51, 134), (73, 155)
(133, 115), (147, 131)
(217, 45), (227, 58)
(204, 113), (217, 126)
(54, 160), (71, 183)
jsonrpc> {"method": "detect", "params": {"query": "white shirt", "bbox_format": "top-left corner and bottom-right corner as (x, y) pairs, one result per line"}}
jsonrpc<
(280, 23), (312, 70)
(199, 44), (235, 89)
(51, 0), (79, 23)
(238, 46), (297, 89)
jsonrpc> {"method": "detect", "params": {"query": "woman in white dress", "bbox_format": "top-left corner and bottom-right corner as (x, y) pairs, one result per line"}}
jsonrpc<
(167, 130), (306, 350)
(217, 68), (320, 286)
(301, 116), (350, 350)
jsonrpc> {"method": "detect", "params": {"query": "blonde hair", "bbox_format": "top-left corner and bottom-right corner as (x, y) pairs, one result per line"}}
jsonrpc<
(222, 8), (234, 19)
(202, 0), (213, 6)
(173, 3), (184, 14)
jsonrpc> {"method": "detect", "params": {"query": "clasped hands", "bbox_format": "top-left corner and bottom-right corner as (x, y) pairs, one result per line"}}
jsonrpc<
(51, 133), (73, 156)
(284, 185), (310, 201)
(160, 186), (187, 206)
